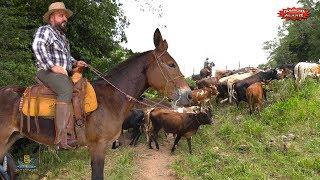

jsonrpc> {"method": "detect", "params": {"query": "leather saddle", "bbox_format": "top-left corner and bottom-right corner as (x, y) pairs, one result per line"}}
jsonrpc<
(20, 67), (97, 134)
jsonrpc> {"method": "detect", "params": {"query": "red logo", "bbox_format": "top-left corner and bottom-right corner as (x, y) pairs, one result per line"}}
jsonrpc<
(278, 7), (310, 21)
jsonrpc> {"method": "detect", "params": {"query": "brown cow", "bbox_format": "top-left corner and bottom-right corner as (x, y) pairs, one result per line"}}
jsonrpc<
(147, 107), (213, 154)
(246, 82), (265, 114)
(196, 77), (219, 89)
(215, 70), (234, 80)
(191, 85), (219, 106)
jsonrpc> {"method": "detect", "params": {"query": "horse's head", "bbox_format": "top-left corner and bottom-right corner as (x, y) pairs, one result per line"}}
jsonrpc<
(146, 28), (192, 106)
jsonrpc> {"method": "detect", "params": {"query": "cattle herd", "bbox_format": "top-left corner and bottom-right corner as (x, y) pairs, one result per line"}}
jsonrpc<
(116, 61), (320, 154)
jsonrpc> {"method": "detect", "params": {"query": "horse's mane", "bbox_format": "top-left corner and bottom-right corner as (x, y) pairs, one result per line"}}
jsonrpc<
(105, 51), (151, 78)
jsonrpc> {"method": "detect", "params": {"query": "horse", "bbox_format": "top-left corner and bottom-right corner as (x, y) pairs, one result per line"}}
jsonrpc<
(200, 61), (214, 78)
(0, 28), (192, 180)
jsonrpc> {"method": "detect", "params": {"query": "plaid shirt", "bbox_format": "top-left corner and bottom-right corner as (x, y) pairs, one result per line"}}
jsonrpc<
(32, 25), (76, 71)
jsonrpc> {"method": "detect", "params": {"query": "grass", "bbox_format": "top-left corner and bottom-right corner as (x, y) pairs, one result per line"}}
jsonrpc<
(13, 78), (320, 179)
(18, 146), (135, 179)
(171, 78), (320, 179)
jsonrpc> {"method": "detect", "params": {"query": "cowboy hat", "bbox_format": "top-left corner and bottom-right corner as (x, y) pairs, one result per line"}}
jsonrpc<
(43, 2), (73, 23)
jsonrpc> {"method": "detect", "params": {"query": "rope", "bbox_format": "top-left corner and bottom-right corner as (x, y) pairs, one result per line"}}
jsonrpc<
(86, 50), (186, 109)
(152, 51), (185, 107)
(87, 64), (153, 108)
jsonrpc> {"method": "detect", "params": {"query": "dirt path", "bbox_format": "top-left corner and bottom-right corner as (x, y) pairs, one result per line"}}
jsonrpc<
(122, 133), (178, 180)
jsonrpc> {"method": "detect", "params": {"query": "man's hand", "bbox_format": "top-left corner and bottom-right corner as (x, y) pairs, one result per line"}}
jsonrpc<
(76, 60), (87, 67)
(51, 66), (68, 75)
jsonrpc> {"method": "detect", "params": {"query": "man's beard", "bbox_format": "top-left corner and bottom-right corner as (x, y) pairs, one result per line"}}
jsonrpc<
(54, 21), (67, 32)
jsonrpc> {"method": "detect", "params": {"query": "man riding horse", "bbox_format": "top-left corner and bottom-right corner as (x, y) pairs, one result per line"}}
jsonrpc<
(32, 2), (86, 149)
(200, 58), (215, 78)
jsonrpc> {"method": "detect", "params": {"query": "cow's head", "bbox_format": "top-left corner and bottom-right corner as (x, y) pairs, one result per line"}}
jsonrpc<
(265, 68), (282, 80)
(209, 85), (219, 96)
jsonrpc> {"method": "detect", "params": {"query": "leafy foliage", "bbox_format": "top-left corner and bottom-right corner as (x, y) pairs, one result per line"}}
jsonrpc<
(264, 0), (320, 66)
(185, 77), (196, 90)
(0, 0), (131, 86)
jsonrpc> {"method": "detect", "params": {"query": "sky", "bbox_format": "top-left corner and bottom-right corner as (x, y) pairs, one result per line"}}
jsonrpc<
(120, 0), (299, 77)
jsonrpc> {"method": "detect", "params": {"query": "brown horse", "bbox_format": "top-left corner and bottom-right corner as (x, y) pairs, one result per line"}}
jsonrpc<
(0, 28), (192, 179)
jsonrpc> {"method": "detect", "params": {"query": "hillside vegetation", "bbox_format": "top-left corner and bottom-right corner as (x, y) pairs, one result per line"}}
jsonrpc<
(17, 78), (320, 179)
(173, 78), (320, 179)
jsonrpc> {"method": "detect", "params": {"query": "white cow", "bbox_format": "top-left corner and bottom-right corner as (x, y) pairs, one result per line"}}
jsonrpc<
(218, 74), (232, 84)
(294, 62), (320, 87)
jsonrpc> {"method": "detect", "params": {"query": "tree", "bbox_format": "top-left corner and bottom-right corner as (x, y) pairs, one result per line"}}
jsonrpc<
(264, 0), (320, 66)
(0, 0), (131, 86)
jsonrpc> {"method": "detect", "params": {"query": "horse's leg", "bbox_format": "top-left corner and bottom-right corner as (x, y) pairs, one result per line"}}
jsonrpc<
(0, 142), (7, 163)
(90, 142), (107, 180)
(0, 88), (20, 161)
(4, 132), (22, 154)
(0, 131), (21, 180)
(0, 130), (19, 162)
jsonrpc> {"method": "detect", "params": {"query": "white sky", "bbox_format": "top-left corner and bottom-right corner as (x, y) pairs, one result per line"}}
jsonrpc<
(120, 0), (299, 77)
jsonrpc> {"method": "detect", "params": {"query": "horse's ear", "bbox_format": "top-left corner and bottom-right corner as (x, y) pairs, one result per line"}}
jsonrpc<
(154, 28), (163, 49)
(161, 40), (168, 51)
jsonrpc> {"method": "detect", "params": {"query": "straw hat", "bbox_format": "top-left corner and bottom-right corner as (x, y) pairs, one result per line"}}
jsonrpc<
(43, 2), (73, 23)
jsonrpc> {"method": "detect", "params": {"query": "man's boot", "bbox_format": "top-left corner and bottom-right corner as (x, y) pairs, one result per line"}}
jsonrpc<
(66, 104), (78, 147)
(58, 104), (77, 149)
(54, 101), (69, 145)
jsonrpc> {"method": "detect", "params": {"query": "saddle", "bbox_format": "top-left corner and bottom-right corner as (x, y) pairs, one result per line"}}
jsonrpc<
(20, 68), (98, 134)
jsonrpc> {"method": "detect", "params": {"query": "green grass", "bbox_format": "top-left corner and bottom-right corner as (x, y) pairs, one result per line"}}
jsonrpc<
(18, 146), (135, 179)
(15, 78), (320, 179)
(171, 78), (320, 179)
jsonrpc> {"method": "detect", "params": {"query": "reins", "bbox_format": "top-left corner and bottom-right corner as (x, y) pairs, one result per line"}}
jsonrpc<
(87, 64), (156, 108)
(86, 50), (184, 109)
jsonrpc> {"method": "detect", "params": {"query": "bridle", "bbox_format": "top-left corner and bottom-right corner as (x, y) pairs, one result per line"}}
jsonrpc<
(88, 49), (185, 108)
(152, 50), (185, 106)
